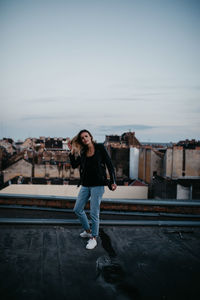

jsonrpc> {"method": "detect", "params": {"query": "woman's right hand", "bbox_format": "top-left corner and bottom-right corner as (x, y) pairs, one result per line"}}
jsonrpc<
(111, 184), (117, 191)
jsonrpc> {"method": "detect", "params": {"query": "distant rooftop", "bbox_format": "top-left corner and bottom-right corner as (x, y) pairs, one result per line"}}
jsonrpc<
(141, 142), (173, 147)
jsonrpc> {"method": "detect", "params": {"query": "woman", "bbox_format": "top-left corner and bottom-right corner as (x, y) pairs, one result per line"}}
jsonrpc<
(68, 129), (117, 250)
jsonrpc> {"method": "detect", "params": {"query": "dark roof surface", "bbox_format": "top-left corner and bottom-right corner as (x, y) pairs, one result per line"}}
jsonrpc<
(0, 223), (200, 300)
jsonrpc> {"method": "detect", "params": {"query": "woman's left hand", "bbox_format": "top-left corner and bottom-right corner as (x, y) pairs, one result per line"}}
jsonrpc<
(111, 184), (117, 191)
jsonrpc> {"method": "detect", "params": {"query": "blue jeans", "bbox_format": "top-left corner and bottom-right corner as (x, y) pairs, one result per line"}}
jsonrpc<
(73, 186), (105, 237)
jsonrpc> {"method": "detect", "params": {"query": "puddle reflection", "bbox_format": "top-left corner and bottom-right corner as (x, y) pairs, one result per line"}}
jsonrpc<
(96, 228), (140, 300)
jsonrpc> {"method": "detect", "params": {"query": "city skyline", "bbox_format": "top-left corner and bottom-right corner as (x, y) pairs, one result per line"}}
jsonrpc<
(1, 0), (200, 143)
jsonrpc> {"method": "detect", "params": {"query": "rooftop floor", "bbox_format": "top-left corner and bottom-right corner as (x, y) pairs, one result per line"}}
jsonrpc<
(0, 223), (200, 300)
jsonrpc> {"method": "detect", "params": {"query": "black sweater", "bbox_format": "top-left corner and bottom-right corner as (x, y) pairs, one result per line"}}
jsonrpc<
(69, 143), (116, 187)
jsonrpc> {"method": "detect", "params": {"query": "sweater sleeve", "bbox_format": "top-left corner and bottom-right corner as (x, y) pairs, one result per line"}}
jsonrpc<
(100, 144), (116, 184)
(69, 152), (81, 169)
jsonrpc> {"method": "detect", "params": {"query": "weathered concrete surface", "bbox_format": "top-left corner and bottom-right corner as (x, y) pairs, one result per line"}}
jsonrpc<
(2, 160), (80, 182)
(0, 225), (200, 300)
(177, 184), (190, 200)
(164, 148), (200, 179)
(186, 149), (200, 177)
(138, 148), (163, 184)
(34, 164), (80, 179)
(3, 160), (32, 182)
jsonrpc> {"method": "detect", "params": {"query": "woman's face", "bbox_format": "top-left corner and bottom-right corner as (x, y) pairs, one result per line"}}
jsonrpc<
(80, 132), (92, 146)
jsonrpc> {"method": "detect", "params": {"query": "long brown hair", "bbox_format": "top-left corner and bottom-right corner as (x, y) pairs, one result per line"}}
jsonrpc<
(77, 129), (95, 146)
(71, 129), (95, 155)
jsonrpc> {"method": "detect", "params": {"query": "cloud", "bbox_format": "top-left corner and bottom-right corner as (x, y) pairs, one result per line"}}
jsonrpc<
(108, 97), (145, 101)
(25, 96), (73, 103)
(87, 95), (164, 102)
(21, 115), (55, 121)
(20, 114), (74, 121)
(97, 124), (155, 133)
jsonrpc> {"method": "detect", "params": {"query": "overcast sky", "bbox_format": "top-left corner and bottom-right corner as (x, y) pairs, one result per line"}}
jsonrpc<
(0, 0), (200, 143)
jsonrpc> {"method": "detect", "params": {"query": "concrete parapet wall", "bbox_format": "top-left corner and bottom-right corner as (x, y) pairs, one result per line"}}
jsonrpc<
(0, 184), (148, 199)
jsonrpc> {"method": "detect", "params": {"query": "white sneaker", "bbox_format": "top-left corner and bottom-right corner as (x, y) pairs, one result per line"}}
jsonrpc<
(86, 238), (97, 250)
(80, 230), (92, 238)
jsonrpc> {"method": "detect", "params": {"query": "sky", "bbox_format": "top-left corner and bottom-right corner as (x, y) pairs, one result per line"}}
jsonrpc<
(0, 0), (200, 143)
